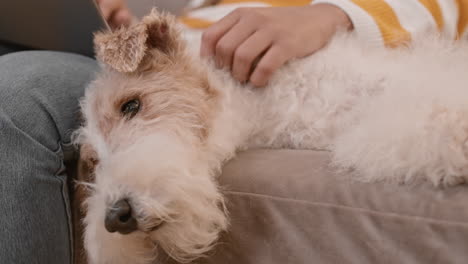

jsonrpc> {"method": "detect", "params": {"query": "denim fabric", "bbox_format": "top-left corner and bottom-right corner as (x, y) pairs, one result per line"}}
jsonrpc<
(0, 51), (98, 264)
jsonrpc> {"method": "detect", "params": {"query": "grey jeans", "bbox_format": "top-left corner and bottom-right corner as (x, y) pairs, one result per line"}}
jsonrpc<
(0, 51), (98, 263)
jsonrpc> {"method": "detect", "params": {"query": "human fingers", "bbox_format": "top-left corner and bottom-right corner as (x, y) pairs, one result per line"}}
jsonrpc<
(111, 8), (133, 27)
(249, 45), (290, 87)
(214, 20), (257, 69)
(96, 0), (118, 21)
(231, 30), (272, 82)
(200, 9), (241, 58)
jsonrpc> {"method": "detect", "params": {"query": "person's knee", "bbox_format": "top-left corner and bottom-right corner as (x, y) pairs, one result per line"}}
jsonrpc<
(0, 51), (98, 107)
(0, 51), (99, 148)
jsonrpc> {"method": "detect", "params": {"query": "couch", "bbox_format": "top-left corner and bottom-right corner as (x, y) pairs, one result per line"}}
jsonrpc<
(196, 149), (468, 264)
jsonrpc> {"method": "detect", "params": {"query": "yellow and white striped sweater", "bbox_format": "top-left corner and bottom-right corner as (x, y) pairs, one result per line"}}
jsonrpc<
(180, 0), (468, 47)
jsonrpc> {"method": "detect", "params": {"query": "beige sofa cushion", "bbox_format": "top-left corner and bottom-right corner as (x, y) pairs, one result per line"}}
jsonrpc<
(198, 149), (468, 264)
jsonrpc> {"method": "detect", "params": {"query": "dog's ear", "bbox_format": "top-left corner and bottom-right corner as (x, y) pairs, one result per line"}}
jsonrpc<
(94, 9), (183, 73)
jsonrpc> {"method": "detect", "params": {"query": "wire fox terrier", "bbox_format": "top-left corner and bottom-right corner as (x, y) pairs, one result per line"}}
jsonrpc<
(75, 9), (468, 264)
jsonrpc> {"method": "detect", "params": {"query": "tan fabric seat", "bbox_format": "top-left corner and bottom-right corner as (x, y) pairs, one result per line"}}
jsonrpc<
(199, 149), (468, 264)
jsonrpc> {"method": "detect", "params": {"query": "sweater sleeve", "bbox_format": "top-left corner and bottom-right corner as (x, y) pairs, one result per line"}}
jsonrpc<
(180, 0), (468, 47)
(313, 0), (468, 47)
(180, 0), (316, 29)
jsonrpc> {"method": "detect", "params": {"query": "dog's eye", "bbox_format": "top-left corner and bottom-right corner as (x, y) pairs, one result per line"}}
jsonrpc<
(121, 99), (140, 119)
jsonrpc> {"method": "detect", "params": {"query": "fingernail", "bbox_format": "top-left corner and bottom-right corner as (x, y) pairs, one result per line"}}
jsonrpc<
(250, 76), (266, 87)
(215, 58), (222, 68)
(200, 47), (208, 57)
(234, 74), (246, 84)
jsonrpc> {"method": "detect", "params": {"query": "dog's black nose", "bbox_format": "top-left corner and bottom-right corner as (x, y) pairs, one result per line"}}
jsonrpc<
(105, 199), (138, 234)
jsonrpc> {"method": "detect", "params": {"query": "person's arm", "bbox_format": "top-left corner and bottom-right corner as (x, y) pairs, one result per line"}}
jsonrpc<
(192, 4), (352, 87)
(183, 0), (468, 87)
(314, 0), (468, 47)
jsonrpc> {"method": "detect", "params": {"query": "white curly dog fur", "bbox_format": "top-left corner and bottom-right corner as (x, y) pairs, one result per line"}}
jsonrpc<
(75, 9), (468, 264)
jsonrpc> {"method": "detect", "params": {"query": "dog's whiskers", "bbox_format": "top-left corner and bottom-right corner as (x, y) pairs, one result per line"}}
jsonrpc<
(142, 221), (166, 233)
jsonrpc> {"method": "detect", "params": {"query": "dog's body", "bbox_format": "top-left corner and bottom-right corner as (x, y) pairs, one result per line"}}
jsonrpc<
(76, 10), (468, 264)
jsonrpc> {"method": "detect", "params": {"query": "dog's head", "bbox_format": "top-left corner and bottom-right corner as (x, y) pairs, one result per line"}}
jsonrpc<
(75, 10), (226, 264)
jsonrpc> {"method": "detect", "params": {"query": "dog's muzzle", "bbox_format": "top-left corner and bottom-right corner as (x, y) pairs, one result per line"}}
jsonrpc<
(105, 199), (138, 234)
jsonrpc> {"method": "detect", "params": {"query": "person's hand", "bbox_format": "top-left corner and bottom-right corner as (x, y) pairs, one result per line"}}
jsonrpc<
(96, 0), (133, 29)
(200, 4), (352, 87)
